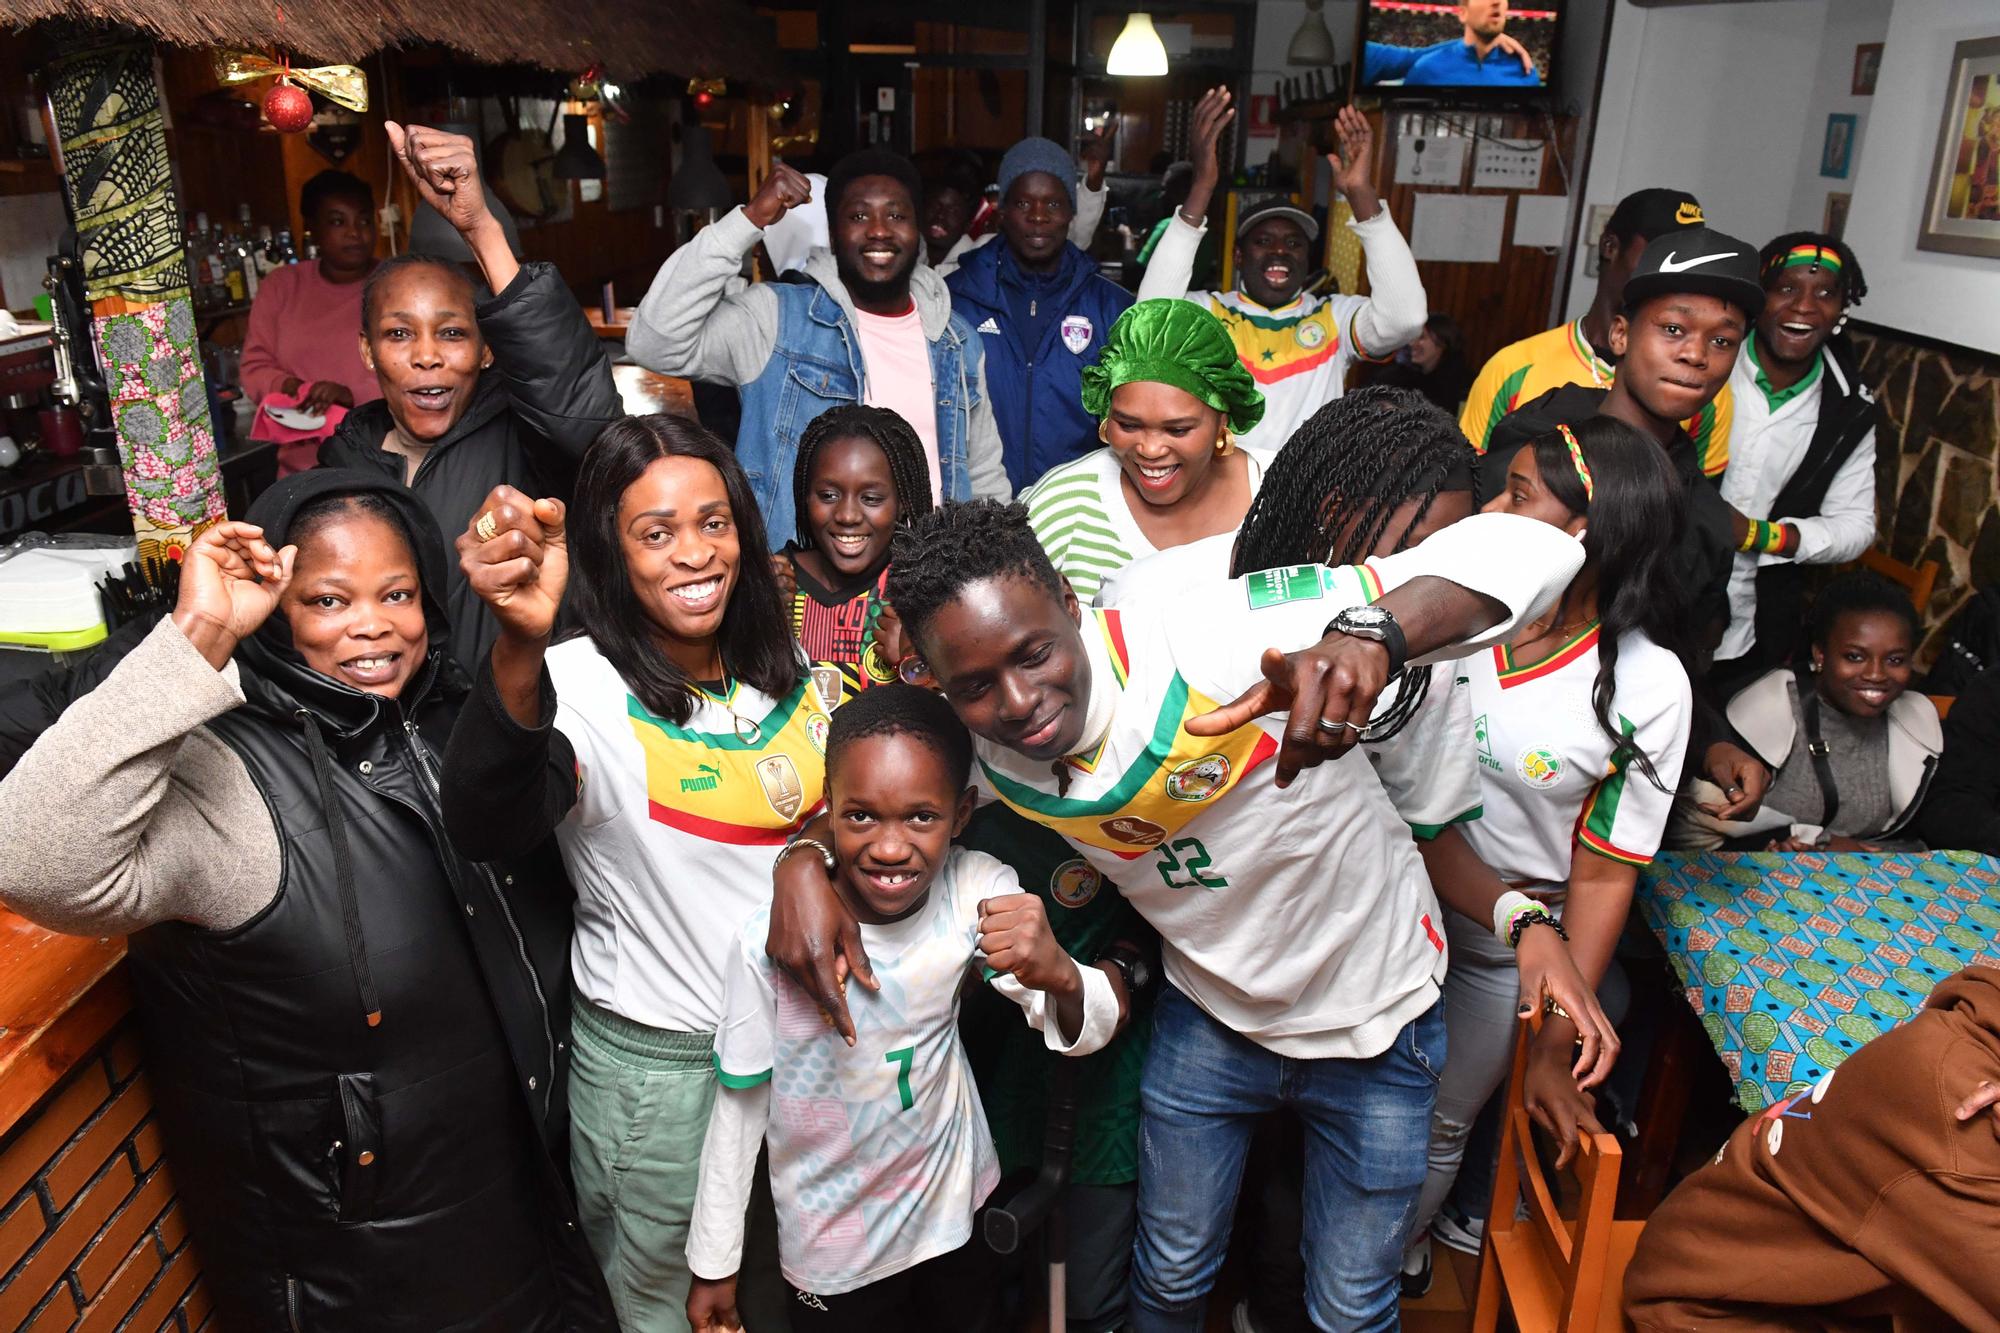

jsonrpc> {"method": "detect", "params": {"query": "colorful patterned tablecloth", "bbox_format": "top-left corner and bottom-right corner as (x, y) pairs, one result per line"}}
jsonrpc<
(1638, 849), (2000, 1111)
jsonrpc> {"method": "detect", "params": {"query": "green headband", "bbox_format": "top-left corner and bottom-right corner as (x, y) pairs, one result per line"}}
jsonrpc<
(1080, 300), (1267, 435)
(1777, 243), (1842, 273)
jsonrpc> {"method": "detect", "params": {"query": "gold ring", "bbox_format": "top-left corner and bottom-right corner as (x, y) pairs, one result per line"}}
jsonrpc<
(474, 510), (499, 543)
(1544, 996), (1571, 1020)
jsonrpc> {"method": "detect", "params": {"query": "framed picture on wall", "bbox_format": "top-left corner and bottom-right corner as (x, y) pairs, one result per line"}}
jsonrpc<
(1854, 43), (1883, 96)
(1919, 35), (2000, 258)
(1821, 114), (1857, 179)
(1824, 191), (1852, 238)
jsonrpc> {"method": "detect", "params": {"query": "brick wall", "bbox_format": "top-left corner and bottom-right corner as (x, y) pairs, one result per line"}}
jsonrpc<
(0, 1023), (210, 1333)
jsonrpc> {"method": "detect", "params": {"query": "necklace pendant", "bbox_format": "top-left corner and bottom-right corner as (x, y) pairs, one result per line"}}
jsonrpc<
(733, 714), (762, 744)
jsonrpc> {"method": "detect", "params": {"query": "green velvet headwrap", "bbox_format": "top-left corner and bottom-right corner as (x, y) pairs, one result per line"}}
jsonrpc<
(1079, 299), (1266, 435)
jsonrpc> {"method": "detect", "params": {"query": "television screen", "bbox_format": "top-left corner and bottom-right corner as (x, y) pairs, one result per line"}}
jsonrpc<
(1355, 2), (1562, 96)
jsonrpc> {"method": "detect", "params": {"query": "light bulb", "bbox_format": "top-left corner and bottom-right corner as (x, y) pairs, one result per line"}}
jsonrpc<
(1107, 13), (1169, 77)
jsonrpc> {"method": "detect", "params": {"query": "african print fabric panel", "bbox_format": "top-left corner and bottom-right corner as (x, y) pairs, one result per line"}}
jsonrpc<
(1641, 849), (2000, 1111)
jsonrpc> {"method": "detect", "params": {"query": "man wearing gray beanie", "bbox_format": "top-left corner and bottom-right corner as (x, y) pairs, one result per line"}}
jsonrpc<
(947, 135), (1133, 489)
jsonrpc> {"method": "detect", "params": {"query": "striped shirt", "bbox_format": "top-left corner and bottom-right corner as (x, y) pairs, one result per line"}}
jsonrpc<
(1459, 624), (1691, 884)
(1022, 445), (1273, 604)
(1459, 320), (1733, 478)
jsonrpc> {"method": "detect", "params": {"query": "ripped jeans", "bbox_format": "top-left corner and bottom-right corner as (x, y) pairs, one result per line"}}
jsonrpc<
(1410, 908), (1626, 1241)
(1131, 984), (1443, 1333)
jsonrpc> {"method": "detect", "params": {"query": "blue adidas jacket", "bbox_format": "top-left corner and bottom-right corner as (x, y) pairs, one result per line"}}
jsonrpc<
(947, 240), (1134, 490)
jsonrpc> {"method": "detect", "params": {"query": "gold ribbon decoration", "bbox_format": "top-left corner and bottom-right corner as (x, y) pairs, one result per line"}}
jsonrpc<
(212, 52), (369, 113)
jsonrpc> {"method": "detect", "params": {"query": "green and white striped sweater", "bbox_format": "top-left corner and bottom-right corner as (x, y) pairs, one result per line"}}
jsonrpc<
(1022, 446), (1272, 603)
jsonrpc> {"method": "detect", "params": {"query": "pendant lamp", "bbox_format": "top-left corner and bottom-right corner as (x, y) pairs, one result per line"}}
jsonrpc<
(1287, 0), (1339, 67)
(1107, 13), (1170, 77)
(552, 112), (607, 180)
(666, 122), (735, 214)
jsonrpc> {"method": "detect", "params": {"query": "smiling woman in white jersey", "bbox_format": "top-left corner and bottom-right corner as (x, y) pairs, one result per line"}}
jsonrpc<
(440, 416), (819, 1332)
(1403, 415), (1696, 1288)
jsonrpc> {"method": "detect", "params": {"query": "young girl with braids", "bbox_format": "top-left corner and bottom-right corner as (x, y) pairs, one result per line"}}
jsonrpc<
(1402, 415), (1695, 1290)
(773, 405), (936, 709)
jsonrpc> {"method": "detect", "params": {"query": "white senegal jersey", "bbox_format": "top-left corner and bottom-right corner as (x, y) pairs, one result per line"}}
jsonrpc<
(695, 849), (1115, 1296)
(974, 512), (1582, 1059)
(1460, 623), (1692, 886)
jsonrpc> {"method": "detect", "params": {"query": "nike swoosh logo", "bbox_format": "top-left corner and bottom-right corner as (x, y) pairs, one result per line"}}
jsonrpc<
(1656, 250), (1739, 274)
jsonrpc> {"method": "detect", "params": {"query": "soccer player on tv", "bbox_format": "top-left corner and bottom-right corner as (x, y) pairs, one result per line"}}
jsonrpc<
(1362, 1), (1544, 89)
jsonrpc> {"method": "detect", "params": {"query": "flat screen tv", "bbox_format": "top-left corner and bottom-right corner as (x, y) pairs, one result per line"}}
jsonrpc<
(1354, 1), (1563, 99)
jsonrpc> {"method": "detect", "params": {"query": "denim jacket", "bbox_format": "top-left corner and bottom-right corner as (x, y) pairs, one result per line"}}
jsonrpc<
(628, 207), (1010, 547)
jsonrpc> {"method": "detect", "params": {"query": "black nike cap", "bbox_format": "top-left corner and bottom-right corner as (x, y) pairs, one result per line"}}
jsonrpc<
(1621, 226), (1766, 321)
(1605, 187), (1706, 243)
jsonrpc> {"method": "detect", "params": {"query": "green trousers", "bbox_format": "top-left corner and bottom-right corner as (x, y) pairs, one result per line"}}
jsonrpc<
(569, 993), (788, 1332)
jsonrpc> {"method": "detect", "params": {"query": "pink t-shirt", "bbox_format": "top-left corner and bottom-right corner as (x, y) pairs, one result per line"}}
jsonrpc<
(850, 304), (942, 502)
(240, 261), (382, 471)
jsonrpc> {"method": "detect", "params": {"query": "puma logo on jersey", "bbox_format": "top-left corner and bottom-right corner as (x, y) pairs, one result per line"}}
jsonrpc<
(681, 762), (723, 793)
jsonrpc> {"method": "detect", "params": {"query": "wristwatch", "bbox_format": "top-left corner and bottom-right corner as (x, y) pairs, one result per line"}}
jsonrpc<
(1095, 942), (1153, 995)
(1325, 605), (1408, 678)
(776, 836), (837, 874)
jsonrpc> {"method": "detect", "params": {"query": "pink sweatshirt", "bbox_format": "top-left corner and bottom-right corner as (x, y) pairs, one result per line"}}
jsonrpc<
(240, 262), (382, 417)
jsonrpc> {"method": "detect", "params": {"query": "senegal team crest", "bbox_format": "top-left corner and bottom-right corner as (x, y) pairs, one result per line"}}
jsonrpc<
(1515, 746), (1565, 790)
(805, 714), (830, 755)
(757, 754), (806, 820)
(1050, 858), (1104, 909)
(1061, 315), (1094, 354)
(1099, 815), (1167, 847)
(1166, 753), (1231, 802)
(1294, 320), (1327, 349)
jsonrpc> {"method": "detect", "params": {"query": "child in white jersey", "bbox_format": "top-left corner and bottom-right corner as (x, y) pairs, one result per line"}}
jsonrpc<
(686, 684), (1121, 1332)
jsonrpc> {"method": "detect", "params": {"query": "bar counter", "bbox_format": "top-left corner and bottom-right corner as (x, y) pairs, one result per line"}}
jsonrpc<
(0, 914), (211, 1330)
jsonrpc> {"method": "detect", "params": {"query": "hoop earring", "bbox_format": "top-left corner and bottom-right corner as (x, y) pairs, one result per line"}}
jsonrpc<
(1098, 419), (1112, 445)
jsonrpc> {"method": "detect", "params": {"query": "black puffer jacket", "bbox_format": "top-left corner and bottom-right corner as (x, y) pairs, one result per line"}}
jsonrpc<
(319, 261), (620, 671)
(124, 470), (615, 1332)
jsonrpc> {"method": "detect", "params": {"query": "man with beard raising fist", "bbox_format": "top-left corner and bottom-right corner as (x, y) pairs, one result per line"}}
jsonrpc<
(1138, 89), (1428, 453)
(631, 153), (1012, 547)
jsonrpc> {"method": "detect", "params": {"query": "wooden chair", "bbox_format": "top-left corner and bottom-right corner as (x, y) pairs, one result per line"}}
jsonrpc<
(1471, 1014), (1645, 1333)
(1856, 548), (1939, 613)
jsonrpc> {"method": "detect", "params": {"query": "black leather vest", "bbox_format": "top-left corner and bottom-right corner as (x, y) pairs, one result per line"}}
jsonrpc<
(124, 645), (611, 1332)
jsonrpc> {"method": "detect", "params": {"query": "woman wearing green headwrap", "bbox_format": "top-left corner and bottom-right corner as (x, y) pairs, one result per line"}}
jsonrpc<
(1021, 299), (1271, 604)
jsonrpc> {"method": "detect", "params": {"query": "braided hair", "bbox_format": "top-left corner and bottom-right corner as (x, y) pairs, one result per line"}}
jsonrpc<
(1231, 387), (1475, 573)
(1229, 387), (1478, 741)
(885, 499), (1066, 644)
(1758, 231), (1868, 307)
(791, 405), (935, 561)
(1519, 416), (1689, 791)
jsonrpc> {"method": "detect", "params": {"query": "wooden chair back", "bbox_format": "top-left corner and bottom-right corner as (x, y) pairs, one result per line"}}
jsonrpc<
(1857, 548), (1939, 613)
(1471, 1014), (1639, 1333)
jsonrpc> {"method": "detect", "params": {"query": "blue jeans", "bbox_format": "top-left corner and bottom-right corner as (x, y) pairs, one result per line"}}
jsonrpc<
(1131, 985), (1444, 1333)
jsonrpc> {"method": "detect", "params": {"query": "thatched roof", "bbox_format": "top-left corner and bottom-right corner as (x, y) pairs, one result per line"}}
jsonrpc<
(2, 0), (781, 82)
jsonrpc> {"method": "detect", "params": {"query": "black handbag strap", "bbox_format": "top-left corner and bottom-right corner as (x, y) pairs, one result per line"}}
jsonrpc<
(1799, 674), (1841, 831)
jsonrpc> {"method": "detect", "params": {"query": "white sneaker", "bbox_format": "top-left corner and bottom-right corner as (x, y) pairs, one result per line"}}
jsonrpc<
(1398, 1232), (1434, 1299)
(1430, 1199), (1485, 1255)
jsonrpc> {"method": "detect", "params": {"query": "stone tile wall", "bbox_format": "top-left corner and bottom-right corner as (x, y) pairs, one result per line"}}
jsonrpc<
(1850, 322), (2000, 660)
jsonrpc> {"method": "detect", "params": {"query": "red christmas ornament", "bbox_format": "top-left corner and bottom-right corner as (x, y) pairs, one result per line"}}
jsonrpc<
(263, 80), (314, 133)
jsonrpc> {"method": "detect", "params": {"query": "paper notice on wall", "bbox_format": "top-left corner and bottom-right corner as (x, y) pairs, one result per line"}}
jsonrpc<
(1472, 136), (1546, 190)
(1513, 194), (1570, 249)
(1410, 193), (1508, 263)
(1394, 131), (1468, 186)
